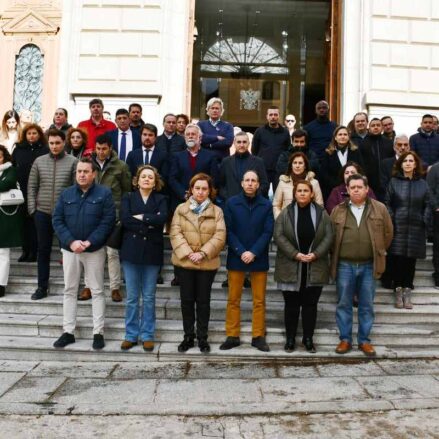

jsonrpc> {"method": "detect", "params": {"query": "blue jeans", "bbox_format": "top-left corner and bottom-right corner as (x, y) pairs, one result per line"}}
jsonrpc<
(335, 261), (375, 345)
(122, 261), (160, 342)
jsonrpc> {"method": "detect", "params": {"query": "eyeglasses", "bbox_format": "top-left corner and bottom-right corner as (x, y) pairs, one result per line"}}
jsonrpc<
(285, 119), (295, 123)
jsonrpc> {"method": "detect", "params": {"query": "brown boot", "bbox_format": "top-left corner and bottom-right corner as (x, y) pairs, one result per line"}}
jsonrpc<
(78, 287), (91, 301)
(111, 289), (122, 302)
(395, 287), (404, 309)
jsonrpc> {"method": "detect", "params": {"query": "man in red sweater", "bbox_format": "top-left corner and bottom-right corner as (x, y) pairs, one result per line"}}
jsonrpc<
(77, 98), (116, 157)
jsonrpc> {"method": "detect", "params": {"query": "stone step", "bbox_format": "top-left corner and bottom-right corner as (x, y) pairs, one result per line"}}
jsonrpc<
(0, 313), (438, 347)
(1, 294), (439, 325)
(6, 277), (439, 305)
(1, 335), (439, 363)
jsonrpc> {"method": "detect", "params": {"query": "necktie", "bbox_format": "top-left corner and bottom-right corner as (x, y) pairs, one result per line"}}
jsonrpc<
(120, 132), (127, 161)
(145, 149), (150, 165)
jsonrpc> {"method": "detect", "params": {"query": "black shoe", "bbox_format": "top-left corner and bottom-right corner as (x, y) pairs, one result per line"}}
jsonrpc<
(156, 274), (164, 285)
(178, 335), (194, 352)
(198, 338), (210, 353)
(26, 253), (37, 262)
(219, 336), (241, 350)
(171, 277), (180, 286)
(31, 287), (47, 300)
(53, 332), (75, 348)
(0, 286), (5, 297)
(92, 334), (105, 350)
(243, 277), (251, 288)
(221, 279), (228, 288)
(17, 252), (28, 262)
(284, 338), (295, 353)
(302, 337), (316, 353)
(251, 336), (270, 352)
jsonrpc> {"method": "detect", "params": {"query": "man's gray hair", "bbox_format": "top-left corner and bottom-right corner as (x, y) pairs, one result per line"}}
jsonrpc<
(184, 123), (203, 137)
(205, 97), (225, 115)
(393, 134), (409, 146)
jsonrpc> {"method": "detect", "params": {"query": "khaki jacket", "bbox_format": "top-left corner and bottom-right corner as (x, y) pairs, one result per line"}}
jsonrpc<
(272, 172), (324, 219)
(170, 200), (226, 270)
(330, 198), (393, 279)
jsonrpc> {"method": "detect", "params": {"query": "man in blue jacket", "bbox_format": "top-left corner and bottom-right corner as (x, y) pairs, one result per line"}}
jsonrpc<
(409, 114), (439, 169)
(52, 158), (115, 350)
(220, 170), (274, 352)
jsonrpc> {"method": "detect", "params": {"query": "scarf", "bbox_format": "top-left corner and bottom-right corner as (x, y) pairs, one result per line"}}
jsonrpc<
(0, 161), (12, 177)
(189, 197), (211, 215)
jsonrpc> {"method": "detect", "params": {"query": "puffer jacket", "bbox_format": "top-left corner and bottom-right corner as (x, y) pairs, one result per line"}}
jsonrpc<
(170, 200), (226, 270)
(409, 129), (439, 167)
(92, 151), (132, 214)
(27, 151), (77, 215)
(385, 174), (431, 259)
(274, 202), (333, 286)
(272, 172), (324, 219)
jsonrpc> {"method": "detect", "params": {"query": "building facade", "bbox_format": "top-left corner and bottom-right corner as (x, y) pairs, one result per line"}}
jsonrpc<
(0, 0), (438, 134)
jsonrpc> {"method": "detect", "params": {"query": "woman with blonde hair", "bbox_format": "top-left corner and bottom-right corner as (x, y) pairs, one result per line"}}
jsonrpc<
(119, 165), (167, 352)
(273, 151), (323, 219)
(170, 172), (226, 353)
(0, 110), (21, 154)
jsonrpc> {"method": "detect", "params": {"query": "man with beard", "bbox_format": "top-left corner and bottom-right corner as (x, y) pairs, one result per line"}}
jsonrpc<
(303, 100), (337, 158)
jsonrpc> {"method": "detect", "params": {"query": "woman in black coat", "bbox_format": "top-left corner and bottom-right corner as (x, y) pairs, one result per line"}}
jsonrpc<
(319, 126), (363, 200)
(119, 165), (167, 352)
(385, 151), (430, 310)
(11, 123), (48, 262)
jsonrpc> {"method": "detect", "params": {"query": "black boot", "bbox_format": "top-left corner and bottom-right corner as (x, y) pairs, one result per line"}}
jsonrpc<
(284, 337), (295, 353)
(198, 338), (210, 353)
(178, 335), (194, 352)
(18, 252), (28, 262)
(0, 286), (5, 297)
(302, 337), (316, 353)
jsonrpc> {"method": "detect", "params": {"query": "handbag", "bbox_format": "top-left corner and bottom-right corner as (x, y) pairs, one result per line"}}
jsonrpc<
(0, 188), (24, 206)
(106, 220), (123, 249)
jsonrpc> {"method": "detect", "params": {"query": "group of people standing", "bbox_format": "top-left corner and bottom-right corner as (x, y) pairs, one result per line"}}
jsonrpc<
(0, 96), (436, 358)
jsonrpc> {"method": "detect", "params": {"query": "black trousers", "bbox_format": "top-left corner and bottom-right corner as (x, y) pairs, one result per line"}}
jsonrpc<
(22, 212), (37, 256)
(390, 255), (416, 288)
(433, 211), (439, 281)
(176, 267), (217, 339)
(282, 286), (322, 340)
(34, 211), (54, 289)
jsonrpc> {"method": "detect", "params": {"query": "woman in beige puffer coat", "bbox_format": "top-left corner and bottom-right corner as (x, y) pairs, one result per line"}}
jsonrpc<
(273, 151), (323, 219)
(170, 172), (226, 354)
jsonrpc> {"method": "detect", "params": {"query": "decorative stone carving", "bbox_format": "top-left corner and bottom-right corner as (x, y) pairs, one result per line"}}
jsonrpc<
(2, 9), (59, 35)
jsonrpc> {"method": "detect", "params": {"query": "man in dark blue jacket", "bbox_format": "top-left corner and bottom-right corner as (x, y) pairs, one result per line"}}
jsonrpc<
(52, 158), (115, 350)
(410, 114), (439, 169)
(155, 113), (186, 156)
(220, 170), (274, 352)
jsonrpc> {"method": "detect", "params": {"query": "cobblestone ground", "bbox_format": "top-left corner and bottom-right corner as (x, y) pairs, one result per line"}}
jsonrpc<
(0, 358), (438, 437)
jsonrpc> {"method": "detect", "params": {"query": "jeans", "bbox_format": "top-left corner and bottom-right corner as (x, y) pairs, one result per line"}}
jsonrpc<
(34, 211), (54, 289)
(176, 267), (217, 340)
(335, 261), (375, 345)
(122, 261), (160, 342)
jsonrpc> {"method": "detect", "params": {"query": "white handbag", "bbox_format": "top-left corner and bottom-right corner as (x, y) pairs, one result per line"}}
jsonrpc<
(0, 188), (24, 206)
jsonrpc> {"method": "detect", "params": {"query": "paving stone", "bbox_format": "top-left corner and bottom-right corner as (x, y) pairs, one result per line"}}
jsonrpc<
(260, 377), (367, 403)
(355, 375), (425, 400)
(155, 379), (262, 406)
(378, 359), (439, 376)
(28, 361), (116, 378)
(112, 362), (187, 379)
(51, 378), (156, 410)
(277, 364), (319, 378)
(0, 361), (39, 372)
(0, 373), (26, 397)
(317, 361), (384, 377)
(0, 376), (65, 403)
(388, 375), (439, 399)
(186, 361), (277, 379)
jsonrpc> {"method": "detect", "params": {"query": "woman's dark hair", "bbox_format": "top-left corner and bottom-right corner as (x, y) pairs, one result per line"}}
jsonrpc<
(134, 165), (164, 192)
(392, 151), (424, 178)
(176, 114), (190, 125)
(0, 144), (12, 163)
(292, 179), (314, 200)
(286, 151), (310, 178)
(338, 161), (365, 184)
(188, 172), (217, 201)
(66, 127), (88, 151)
(19, 123), (47, 146)
(1, 110), (20, 135)
(326, 125), (358, 155)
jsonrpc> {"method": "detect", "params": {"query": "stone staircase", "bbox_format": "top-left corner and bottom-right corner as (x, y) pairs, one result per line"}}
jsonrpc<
(1, 240), (439, 362)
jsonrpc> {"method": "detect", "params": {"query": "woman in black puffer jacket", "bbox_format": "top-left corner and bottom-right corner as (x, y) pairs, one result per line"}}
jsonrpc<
(385, 151), (430, 310)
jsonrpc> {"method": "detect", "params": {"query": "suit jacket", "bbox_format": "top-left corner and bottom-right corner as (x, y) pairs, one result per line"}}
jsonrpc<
(380, 156), (397, 194)
(219, 153), (269, 200)
(169, 148), (219, 204)
(126, 146), (169, 184)
(106, 129), (141, 160)
(156, 133), (186, 155)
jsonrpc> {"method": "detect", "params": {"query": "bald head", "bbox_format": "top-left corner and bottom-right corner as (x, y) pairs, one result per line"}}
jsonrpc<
(315, 100), (329, 118)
